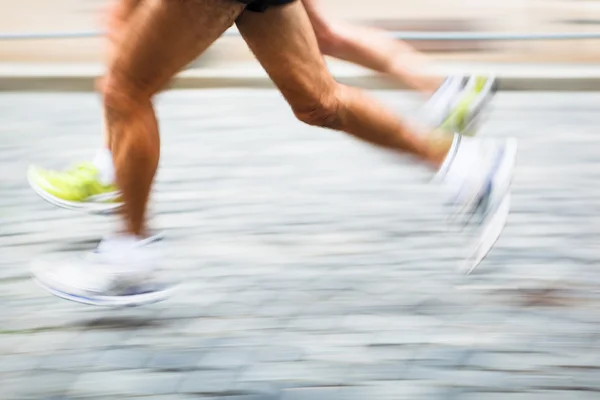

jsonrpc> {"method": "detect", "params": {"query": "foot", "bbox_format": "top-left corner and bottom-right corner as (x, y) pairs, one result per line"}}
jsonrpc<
(434, 134), (518, 273)
(28, 162), (122, 215)
(425, 75), (497, 136)
(31, 234), (174, 307)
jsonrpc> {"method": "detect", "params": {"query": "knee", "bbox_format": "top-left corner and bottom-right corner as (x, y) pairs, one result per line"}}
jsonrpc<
(101, 70), (147, 116)
(291, 85), (342, 130)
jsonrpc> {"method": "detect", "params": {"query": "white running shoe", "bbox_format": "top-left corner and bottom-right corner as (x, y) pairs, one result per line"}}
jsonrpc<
(434, 134), (518, 274)
(456, 75), (498, 137)
(31, 234), (175, 307)
(423, 75), (497, 136)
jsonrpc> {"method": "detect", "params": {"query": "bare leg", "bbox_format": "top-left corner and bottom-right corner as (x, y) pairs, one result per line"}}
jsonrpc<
(236, 2), (451, 168)
(30, 1), (514, 307)
(302, 0), (443, 94)
(97, 0), (144, 150)
(104, 0), (245, 235)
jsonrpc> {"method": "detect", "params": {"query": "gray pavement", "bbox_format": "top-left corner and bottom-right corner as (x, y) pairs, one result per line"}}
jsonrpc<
(2, 89), (600, 399)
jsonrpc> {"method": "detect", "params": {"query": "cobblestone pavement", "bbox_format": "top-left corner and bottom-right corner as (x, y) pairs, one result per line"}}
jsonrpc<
(1, 90), (600, 399)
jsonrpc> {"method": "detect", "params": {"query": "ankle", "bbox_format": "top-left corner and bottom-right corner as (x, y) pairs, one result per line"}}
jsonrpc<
(425, 130), (455, 169)
(434, 134), (483, 187)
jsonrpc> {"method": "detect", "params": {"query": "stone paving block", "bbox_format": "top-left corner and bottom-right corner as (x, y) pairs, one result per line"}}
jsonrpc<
(194, 317), (284, 334)
(362, 345), (418, 364)
(464, 351), (552, 372)
(7, 371), (77, 399)
(0, 373), (30, 400)
(222, 396), (282, 400)
(402, 367), (517, 390)
(182, 318), (237, 335)
(206, 334), (275, 348)
(356, 382), (453, 400)
(303, 347), (378, 364)
(481, 372), (585, 392)
(197, 347), (255, 369)
(110, 396), (202, 400)
(538, 370), (600, 391)
(371, 330), (433, 346)
(410, 347), (472, 368)
(238, 361), (350, 387)
(39, 350), (103, 371)
(95, 348), (154, 370)
(280, 387), (343, 400)
(147, 349), (207, 372)
(178, 370), (239, 395)
(229, 381), (283, 398)
(67, 330), (137, 350)
(323, 327), (379, 344)
(256, 345), (305, 363)
(284, 316), (345, 332)
(157, 304), (228, 320)
(346, 361), (410, 381)
(123, 331), (198, 348)
(458, 391), (600, 400)
(13, 331), (79, 354)
(68, 370), (182, 397)
(339, 314), (394, 332)
(0, 353), (40, 373)
(197, 301), (266, 318)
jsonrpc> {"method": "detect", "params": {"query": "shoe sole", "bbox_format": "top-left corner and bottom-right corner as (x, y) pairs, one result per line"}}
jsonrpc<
(462, 138), (518, 275)
(32, 276), (175, 307)
(463, 193), (511, 275)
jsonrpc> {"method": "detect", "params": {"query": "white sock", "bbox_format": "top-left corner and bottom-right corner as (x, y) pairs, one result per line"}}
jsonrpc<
(93, 148), (116, 186)
(97, 234), (160, 272)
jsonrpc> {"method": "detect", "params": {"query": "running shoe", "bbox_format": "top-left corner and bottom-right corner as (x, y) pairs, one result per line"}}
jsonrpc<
(31, 234), (174, 307)
(425, 75), (497, 137)
(28, 162), (122, 215)
(434, 133), (518, 274)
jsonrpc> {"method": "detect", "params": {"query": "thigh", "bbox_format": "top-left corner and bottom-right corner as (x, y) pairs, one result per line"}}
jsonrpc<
(104, 0), (143, 31)
(300, 0), (327, 28)
(235, 1), (335, 108)
(108, 0), (245, 98)
(103, 0), (144, 63)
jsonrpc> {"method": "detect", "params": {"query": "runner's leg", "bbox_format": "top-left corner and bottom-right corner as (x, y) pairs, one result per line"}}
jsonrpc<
(30, 0), (248, 306)
(237, 1), (517, 275)
(302, 0), (497, 136)
(99, 0), (144, 150)
(236, 1), (452, 167)
(302, 0), (442, 94)
(104, 0), (245, 235)
(26, 0), (146, 214)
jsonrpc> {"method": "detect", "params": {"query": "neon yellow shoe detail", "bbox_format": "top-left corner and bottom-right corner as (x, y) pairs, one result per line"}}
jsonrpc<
(439, 75), (497, 136)
(439, 91), (478, 134)
(28, 162), (123, 214)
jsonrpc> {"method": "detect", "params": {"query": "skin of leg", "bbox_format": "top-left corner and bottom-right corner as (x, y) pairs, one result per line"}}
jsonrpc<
(235, 2), (452, 168)
(301, 0), (443, 94)
(103, 0), (245, 236)
(97, 0), (145, 150)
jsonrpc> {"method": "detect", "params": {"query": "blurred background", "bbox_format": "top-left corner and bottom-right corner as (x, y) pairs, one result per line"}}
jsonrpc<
(3, 1), (600, 400)
(3, 0), (600, 64)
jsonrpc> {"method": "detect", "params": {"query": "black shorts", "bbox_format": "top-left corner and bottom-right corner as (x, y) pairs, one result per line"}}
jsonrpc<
(237, 0), (296, 12)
